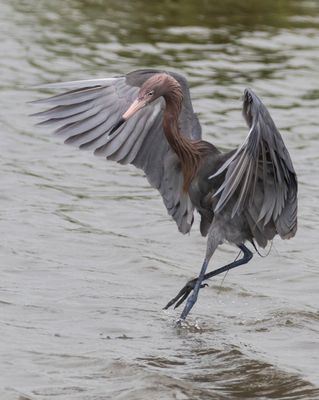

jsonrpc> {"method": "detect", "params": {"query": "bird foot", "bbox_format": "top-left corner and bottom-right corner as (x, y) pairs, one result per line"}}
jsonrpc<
(163, 278), (208, 310)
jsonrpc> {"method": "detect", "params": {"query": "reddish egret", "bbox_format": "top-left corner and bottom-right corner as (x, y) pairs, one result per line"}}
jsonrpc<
(32, 69), (297, 320)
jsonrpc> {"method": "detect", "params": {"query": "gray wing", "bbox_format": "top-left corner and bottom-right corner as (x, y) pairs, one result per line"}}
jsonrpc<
(211, 88), (297, 244)
(31, 69), (202, 234)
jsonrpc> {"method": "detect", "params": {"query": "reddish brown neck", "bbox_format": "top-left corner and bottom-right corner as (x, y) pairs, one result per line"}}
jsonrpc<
(162, 95), (204, 191)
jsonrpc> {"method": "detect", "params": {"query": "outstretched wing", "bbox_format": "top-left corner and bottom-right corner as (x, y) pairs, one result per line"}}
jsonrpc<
(31, 69), (201, 234)
(211, 88), (297, 245)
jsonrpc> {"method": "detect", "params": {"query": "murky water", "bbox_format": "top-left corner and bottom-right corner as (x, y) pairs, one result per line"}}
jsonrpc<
(1, 0), (319, 398)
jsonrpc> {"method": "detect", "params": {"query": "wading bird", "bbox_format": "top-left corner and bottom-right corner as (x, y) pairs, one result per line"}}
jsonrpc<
(32, 69), (297, 321)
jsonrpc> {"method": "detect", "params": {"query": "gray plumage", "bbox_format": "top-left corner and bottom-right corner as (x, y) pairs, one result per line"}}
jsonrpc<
(210, 88), (297, 247)
(31, 69), (298, 320)
(32, 69), (201, 234)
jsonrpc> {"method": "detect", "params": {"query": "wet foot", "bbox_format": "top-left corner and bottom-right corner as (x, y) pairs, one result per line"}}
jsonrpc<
(163, 278), (208, 310)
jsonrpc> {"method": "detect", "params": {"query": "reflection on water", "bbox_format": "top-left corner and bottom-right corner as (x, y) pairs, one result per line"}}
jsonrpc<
(1, 0), (319, 399)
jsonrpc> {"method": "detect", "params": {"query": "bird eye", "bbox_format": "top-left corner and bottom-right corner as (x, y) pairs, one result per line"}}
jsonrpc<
(148, 90), (154, 96)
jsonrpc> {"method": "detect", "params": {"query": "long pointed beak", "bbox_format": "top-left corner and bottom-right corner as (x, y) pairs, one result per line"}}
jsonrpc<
(109, 98), (145, 136)
(123, 98), (145, 119)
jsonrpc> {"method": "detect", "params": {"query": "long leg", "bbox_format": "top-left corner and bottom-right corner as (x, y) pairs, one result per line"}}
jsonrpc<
(164, 244), (253, 312)
(179, 258), (209, 320)
(202, 244), (253, 281)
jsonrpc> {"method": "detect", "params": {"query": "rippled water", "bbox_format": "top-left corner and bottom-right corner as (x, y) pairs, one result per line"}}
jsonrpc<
(1, 0), (319, 399)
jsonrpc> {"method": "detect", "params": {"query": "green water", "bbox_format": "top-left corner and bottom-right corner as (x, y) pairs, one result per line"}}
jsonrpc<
(1, 0), (319, 399)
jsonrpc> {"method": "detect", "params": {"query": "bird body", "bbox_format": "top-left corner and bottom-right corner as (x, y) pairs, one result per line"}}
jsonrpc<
(32, 69), (297, 320)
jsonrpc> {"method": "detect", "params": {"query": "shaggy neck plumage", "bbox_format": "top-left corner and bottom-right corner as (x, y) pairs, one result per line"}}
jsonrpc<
(162, 89), (204, 191)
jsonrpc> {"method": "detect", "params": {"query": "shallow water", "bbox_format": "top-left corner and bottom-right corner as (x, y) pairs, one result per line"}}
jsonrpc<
(1, 0), (319, 399)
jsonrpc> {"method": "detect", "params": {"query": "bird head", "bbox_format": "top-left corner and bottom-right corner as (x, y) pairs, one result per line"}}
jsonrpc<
(110, 73), (181, 135)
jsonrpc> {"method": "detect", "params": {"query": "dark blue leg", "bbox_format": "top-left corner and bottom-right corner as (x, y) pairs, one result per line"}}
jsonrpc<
(201, 244), (252, 281)
(179, 258), (209, 320)
(165, 244), (253, 314)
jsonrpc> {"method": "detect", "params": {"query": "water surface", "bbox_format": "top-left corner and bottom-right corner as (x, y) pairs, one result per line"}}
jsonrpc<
(1, 0), (319, 399)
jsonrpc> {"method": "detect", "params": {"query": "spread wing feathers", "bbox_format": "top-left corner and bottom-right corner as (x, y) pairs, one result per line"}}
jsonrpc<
(211, 88), (297, 241)
(31, 69), (202, 234)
